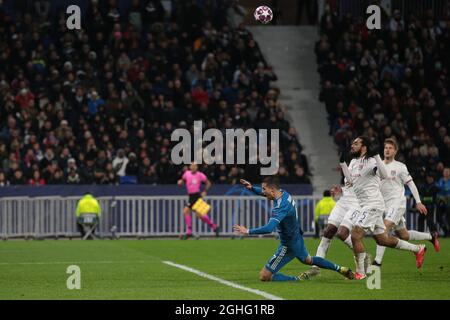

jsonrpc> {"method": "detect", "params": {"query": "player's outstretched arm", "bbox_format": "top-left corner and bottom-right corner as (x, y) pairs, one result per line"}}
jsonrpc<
(177, 179), (184, 186)
(240, 179), (252, 189)
(234, 219), (279, 236)
(374, 154), (388, 179)
(339, 162), (353, 185)
(240, 179), (263, 195)
(233, 225), (249, 234)
(406, 179), (428, 215)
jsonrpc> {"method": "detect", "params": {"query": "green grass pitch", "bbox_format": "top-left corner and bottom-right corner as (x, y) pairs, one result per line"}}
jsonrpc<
(0, 237), (449, 300)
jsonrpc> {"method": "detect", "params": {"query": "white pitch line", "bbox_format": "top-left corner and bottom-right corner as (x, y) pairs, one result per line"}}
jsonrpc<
(162, 260), (283, 300)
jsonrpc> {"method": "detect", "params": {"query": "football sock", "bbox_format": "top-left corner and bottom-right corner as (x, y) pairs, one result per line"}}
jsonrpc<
(375, 245), (386, 264)
(311, 256), (340, 272)
(316, 237), (331, 258)
(272, 273), (299, 281)
(408, 230), (432, 241)
(200, 215), (217, 229)
(184, 213), (192, 235)
(355, 252), (366, 274)
(395, 239), (420, 253)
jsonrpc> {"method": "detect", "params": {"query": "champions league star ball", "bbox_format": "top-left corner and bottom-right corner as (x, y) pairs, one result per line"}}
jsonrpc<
(254, 6), (273, 24)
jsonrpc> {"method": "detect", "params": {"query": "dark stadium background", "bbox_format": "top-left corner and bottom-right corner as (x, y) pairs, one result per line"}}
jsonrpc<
(0, 0), (449, 238)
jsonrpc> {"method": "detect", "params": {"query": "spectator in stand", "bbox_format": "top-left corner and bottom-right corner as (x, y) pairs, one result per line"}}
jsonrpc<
(418, 173), (440, 233)
(67, 169), (81, 185)
(28, 170), (46, 186)
(0, 171), (8, 186)
(87, 91), (105, 116)
(316, 6), (450, 189)
(112, 149), (129, 177)
(10, 170), (26, 185)
(15, 88), (35, 109)
(0, 1), (311, 187)
(437, 168), (450, 236)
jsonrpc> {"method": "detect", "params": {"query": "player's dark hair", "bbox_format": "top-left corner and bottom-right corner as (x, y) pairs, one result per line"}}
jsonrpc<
(262, 176), (280, 189)
(323, 190), (331, 197)
(357, 135), (377, 159)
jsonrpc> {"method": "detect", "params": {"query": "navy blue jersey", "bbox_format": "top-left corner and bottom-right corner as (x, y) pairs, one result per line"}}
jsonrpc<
(249, 186), (302, 245)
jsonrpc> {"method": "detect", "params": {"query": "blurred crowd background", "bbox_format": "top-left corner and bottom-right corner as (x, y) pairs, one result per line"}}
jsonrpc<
(0, 0), (311, 186)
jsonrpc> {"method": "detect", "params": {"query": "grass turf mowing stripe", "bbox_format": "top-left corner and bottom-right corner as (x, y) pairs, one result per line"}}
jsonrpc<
(163, 260), (284, 301)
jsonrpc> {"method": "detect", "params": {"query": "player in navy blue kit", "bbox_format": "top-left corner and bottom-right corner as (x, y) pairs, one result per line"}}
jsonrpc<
(234, 177), (355, 282)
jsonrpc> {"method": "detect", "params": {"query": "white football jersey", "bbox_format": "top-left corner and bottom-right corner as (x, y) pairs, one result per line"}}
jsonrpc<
(349, 157), (385, 210)
(380, 160), (412, 208)
(339, 178), (359, 206)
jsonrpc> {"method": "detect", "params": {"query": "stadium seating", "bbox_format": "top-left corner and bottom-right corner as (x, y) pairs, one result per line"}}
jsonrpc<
(316, 6), (450, 186)
(0, 0), (310, 186)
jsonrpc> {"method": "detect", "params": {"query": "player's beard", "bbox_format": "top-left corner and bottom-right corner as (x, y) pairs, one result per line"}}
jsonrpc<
(350, 149), (361, 158)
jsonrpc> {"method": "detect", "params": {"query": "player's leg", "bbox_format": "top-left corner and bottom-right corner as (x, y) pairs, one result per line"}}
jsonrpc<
(351, 225), (367, 279)
(373, 207), (400, 266)
(373, 219), (395, 266)
(295, 237), (354, 280)
(316, 223), (338, 258)
(304, 222), (338, 277)
(262, 245), (297, 281)
(314, 203), (351, 261)
(394, 218), (440, 252)
(305, 204), (351, 278)
(337, 220), (372, 270)
(338, 207), (361, 250)
(336, 225), (354, 249)
(343, 208), (372, 274)
(373, 223), (426, 269)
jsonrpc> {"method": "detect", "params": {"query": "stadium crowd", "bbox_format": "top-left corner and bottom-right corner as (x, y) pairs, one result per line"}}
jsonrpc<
(0, 0), (311, 186)
(316, 5), (450, 235)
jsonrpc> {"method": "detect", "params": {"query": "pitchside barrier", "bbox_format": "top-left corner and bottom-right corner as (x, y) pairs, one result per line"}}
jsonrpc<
(0, 196), (428, 239)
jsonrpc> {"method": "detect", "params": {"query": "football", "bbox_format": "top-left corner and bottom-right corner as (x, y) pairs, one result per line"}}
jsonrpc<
(254, 6), (273, 24)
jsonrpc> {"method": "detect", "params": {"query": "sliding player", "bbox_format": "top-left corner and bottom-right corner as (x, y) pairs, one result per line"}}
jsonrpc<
(346, 136), (426, 280)
(233, 177), (355, 282)
(373, 138), (440, 266)
(177, 163), (220, 239)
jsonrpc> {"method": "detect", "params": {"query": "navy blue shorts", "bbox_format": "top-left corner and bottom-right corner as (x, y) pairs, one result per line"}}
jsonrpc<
(264, 238), (309, 273)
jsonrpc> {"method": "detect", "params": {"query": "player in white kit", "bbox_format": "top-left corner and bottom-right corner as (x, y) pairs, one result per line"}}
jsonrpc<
(346, 136), (427, 280)
(373, 138), (440, 266)
(302, 155), (368, 279)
